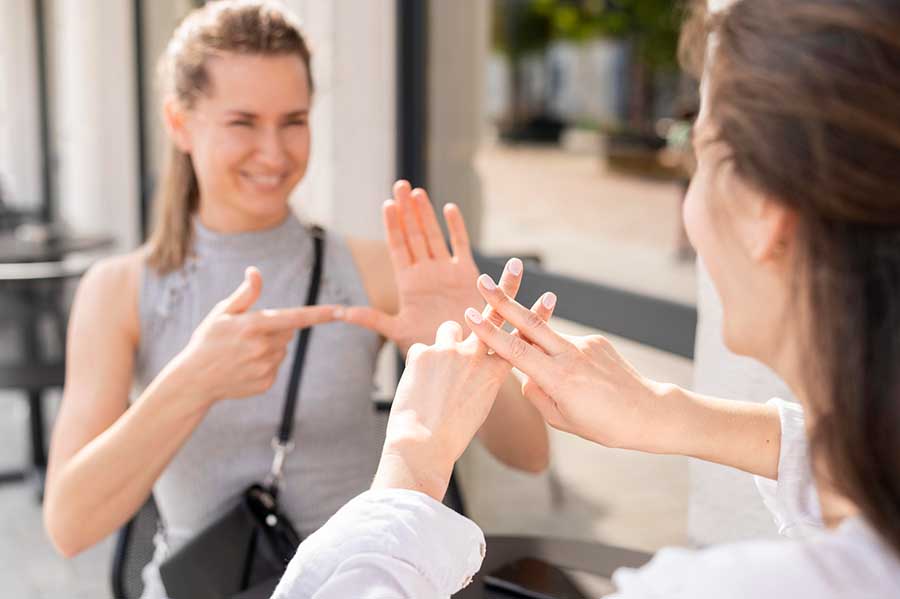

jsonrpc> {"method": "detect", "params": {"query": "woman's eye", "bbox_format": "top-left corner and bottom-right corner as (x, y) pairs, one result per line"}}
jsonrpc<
(228, 120), (253, 127)
(285, 119), (307, 127)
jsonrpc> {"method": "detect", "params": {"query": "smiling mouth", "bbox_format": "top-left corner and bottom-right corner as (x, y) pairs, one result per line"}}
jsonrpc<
(240, 172), (287, 190)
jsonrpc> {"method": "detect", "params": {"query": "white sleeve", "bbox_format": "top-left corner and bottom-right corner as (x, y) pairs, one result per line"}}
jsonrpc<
(753, 398), (823, 537)
(272, 489), (485, 599)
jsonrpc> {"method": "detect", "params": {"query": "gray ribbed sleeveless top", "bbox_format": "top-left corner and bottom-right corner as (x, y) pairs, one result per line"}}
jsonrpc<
(134, 215), (382, 598)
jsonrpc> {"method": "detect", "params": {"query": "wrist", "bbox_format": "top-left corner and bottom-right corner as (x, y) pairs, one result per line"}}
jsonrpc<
(639, 381), (699, 456)
(372, 446), (454, 502)
(161, 353), (218, 414)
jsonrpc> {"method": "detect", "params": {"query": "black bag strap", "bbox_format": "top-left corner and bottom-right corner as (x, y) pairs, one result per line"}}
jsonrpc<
(266, 227), (325, 491)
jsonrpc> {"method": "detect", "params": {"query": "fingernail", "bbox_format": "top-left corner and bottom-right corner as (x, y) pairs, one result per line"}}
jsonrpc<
(479, 274), (497, 291)
(542, 292), (557, 310)
(333, 307), (345, 319)
(465, 307), (483, 324)
(507, 257), (523, 276)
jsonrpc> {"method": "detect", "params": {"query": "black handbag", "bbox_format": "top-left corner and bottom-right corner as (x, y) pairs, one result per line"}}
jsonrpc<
(159, 229), (325, 599)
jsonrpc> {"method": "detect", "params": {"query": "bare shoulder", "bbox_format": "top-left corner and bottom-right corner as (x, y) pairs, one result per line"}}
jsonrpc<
(345, 236), (398, 314)
(74, 250), (143, 344)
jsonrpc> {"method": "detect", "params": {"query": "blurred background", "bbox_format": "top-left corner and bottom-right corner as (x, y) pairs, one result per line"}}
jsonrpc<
(0, 1), (739, 597)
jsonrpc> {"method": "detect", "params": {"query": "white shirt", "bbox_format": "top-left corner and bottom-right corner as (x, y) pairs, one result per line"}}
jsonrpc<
(273, 399), (900, 598)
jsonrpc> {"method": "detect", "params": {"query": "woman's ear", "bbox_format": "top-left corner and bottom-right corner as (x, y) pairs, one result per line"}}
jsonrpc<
(751, 199), (797, 264)
(163, 97), (192, 153)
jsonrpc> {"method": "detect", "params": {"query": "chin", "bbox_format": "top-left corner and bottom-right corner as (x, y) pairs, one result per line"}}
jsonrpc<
(721, 317), (752, 357)
(229, 192), (291, 221)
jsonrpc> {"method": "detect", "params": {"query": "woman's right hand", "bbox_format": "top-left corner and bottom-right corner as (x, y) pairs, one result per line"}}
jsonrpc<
(173, 266), (340, 407)
(465, 273), (672, 453)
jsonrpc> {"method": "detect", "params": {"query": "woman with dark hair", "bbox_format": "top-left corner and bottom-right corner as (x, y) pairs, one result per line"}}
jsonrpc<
(271, 0), (900, 596)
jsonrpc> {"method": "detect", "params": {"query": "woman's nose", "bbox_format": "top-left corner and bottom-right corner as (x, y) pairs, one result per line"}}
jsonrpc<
(255, 127), (290, 169)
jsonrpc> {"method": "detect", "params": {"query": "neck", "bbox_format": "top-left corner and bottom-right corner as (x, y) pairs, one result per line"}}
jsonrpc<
(197, 201), (291, 234)
(765, 328), (861, 528)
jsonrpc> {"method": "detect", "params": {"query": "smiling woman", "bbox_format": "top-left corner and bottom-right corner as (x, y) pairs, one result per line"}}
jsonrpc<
(42, 2), (549, 598)
(147, 3), (315, 272)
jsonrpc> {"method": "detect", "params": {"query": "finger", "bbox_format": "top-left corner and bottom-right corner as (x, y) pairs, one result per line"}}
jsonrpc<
(483, 258), (524, 328)
(443, 203), (474, 261)
(464, 307), (558, 390)
(395, 181), (429, 262)
(513, 292), (557, 345)
(477, 276), (568, 355)
(251, 304), (340, 332)
(383, 200), (412, 270)
(406, 342), (428, 362)
(222, 267), (263, 315)
(411, 188), (451, 260)
(474, 257), (524, 356)
(338, 305), (398, 340)
(434, 320), (464, 347)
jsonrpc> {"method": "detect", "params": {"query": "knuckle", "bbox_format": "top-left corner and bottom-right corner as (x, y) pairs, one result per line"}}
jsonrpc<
(255, 363), (272, 379)
(265, 371), (279, 388)
(509, 336), (530, 360)
(524, 309), (545, 330)
(406, 343), (427, 362)
(586, 334), (610, 350)
(239, 319), (259, 338)
(252, 339), (270, 358)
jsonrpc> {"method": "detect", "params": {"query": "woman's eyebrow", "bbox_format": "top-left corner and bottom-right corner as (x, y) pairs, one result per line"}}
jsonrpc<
(225, 110), (257, 119)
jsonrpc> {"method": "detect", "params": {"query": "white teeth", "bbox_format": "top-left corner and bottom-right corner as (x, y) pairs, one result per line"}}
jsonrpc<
(244, 173), (282, 188)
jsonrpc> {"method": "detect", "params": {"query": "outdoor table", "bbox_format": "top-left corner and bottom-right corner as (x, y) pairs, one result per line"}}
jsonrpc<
(0, 230), (113, 264)
(454, 535), (652, 598)
(0, 232), (114, 498)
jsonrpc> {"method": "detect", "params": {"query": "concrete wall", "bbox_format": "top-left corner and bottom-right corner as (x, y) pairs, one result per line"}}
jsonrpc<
(427, 0), (489, 243)
(47, 0), (141, 250)
(0, 0), (43, 212)
(286, 0), (396, 241)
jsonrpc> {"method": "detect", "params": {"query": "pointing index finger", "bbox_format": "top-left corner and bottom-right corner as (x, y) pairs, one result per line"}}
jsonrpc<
(251, 305), (341, 332)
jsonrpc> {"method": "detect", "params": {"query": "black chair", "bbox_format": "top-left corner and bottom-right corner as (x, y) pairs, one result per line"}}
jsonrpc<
(0, 273), (71, 498)
(111, 496), (161, 599)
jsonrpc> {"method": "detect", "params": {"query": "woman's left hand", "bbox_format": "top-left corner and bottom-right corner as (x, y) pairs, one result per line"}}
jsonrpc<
(371, 272), (555, 502)
(371, 318), (509, 501)
(339, 180), (484, 355)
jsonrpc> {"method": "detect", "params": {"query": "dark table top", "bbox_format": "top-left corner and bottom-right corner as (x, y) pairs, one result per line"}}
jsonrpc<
(454, 535), (652, 598)
(0, 231), (114, 264)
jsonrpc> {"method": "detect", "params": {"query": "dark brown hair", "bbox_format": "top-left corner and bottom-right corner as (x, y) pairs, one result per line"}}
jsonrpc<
(683, 0), (900, 554)
(146, 0), (313, 273)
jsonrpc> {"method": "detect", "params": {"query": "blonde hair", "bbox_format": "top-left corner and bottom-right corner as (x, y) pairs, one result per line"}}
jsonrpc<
(146, 0), (313, 273)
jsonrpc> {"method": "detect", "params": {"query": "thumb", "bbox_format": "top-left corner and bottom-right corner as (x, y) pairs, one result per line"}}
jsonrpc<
(338, 305), (397, 340)
(223, 267), (263, 314)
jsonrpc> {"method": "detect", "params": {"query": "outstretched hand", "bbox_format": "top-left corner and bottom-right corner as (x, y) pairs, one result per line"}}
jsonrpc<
(339, 180), (484, 355)
(464, 274), (667, 452)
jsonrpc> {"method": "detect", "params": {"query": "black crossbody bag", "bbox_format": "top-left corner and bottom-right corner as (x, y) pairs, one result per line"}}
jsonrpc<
(159, 230), (325, 599)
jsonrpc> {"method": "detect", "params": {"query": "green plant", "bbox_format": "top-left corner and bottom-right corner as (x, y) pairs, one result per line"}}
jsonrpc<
(494, 0), (683, 70)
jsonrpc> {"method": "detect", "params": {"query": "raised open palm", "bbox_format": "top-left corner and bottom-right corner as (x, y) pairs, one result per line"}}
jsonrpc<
(340, 180), (484, 354)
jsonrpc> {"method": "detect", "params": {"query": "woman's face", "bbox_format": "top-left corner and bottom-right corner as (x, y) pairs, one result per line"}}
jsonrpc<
(683, 102), (796, 364)
(171, 53), (311, 231)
